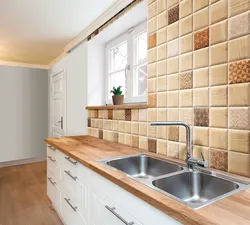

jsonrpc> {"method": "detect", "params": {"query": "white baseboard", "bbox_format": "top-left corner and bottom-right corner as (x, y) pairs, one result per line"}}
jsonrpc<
(0, 156), (46, 168)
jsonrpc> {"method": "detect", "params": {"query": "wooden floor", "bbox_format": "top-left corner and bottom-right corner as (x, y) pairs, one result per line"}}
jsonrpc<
(0, 162), (63, 225)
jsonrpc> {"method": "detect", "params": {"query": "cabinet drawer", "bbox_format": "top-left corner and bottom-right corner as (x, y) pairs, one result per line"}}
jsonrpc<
(62, 194), (87, 225)
(47, 145), (57, 158)
(47, 174), (61, 214)
(47, 155), (61, 183)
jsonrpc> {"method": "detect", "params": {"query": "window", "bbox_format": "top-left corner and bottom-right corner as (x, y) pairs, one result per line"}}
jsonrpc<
(106, 22), (147, 104)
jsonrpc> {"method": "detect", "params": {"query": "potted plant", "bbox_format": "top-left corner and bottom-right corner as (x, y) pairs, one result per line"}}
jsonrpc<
(110, 86), (124, 105)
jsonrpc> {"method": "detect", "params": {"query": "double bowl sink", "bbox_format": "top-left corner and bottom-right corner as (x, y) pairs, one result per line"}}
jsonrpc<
(101, 154), (250, 209)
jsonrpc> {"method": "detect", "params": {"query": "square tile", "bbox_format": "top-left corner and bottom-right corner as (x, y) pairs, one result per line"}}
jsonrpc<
(229, 60), (250, 84)
(99, 130), (103, 139)
(148, 63), (157, 78)
(88, 118), (91, 127)
(179, 144), (187, 160)
(193, 146), (209, 161)
(139, 136), (148, 150)
(194, 28), (209, 50)
(210, 20), (228, 45)
(103, 130), (108, 140)
(98, 110), (103, 118)
(108, 110), (113, 120)
(139, 109), (147, 121)
(180, 72), (193, 89)
(228, 152), (250, 177)
(113, 120), (119, 131)
(103, 110), (108, 119)
(210, 86), (228, 107)
(210, 42), (228, 66)
(229, 0), (250, 17)
(168, 126), (179, 141)
(180, 15), (193, 36)
(180, 0), (193, 18)
(132, 135), (139, 148)
(168, 108), (179, 121)
(180, 52), (193, 72)
(131, 122), (139, 135)
(194, 108), (209, 127)
(148, 1), (157, 19)
(167, 22), (179, 41)
(157, 59), (167, 76)
(210, 128), (228, 149)
(148, 33), (157, 49)
(113, 110), (119, 120)
(157, 11), (167, 29)
(180, 34), (193, 54)
(148, 0), (156, 5)
(194, 0), (209, 12)
(168, 4), (179, 25)
(118, 121), (124, 132)
(118, 110), (125, 121)
(131, 109), (139, 121)
(193, 68), (209, 88)
(229, 35), (250, 62)
(113, 132), (118, 143)
(157, 27), (167, 45)
(194, 48), (209, 69)
(193, 127), (209, 146)
(167, 141), (179, 158)
(157, 0), (167, 13)
(210, 0), (228, 25)
(210, 0), (220, 4)
(148, 48), (157, 63)
(167, 57), (179, 74)
(179, 126), (193, 143)
(229, 107), (250, 129)
(139, 122), (147, 136)
(125, 109), (131, 121)
(148, 123), (157, 138)
(157, 43), (167, 61)
(180, 108), (194, 125)
(194, 88), (209, 107)
(210, 149), (228, 172)
(148, 78), (156, 93)
(210, 64), (228, 86)
(107, 131), (114, 142)
(229, 130), (250, 153)
(125, 133), (132, 146)
(168, 39), (179, 58)
(157, 92), (167, 107)
(148, 138), (157, 153)
(210, 108), (228, 128)
(167, 91), (179, 108)
(194, 7), (209, 31)
(157, 139), (167, 155)
(180, 90), (193, 107)
(148, 17), (157, 34)
(147, 108), (157, 122)
(157, 76), (167, 91)
(167, 0), (179, 9)
(157, 126), (168, 139)
(157, 108), (167, 121)
(124, 121), (131, 133)
(118, 133), (124, 144)
(148, 93), (157, 108)
(167, 73), (179, 90)
(229, 83), (250, 106)
(229, 11), (250, 40)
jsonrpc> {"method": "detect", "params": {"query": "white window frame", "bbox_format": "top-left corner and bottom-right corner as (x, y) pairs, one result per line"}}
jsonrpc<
(105, 21), (147, 105)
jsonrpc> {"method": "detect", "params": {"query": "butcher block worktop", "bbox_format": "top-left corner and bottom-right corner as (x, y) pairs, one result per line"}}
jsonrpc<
(45, 135), (250, 225)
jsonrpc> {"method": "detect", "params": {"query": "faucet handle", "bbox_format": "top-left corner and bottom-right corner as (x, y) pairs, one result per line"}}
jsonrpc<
(199, 152), (208, 168)
(201, 152), (205, 161)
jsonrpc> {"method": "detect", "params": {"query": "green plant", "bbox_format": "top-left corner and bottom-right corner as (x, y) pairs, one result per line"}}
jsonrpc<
(110, 86), (123, 95)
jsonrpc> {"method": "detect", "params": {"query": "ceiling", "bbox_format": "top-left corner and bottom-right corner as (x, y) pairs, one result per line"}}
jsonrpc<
(0, 0), (118, 65)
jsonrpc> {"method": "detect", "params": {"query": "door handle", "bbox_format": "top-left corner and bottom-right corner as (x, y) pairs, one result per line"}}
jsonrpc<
(47, 177), (56, 185)
(58, 116), (63, 129)
(64, 198), (77, 211)
(64, 170), (77, 180)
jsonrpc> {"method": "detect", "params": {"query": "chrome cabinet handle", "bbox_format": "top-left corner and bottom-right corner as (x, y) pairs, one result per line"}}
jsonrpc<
(64, 156), (77, 165)
(47, 177), (56, 185)
(48, 145), (56, 151)
(64, 170), (77, 180)
(47, 156), (56, 162)
(105, 205), (134, 225)
(64, 198), (77, 211)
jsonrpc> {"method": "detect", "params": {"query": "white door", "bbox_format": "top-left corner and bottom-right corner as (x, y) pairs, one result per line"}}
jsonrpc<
(51, 71), (66, 137)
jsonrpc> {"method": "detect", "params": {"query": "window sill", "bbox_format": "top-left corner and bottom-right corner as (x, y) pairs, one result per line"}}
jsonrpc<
(86, 104), (148, 110)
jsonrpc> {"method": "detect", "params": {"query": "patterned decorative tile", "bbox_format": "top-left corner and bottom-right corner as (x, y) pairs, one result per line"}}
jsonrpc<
(108, 110), (113, 119)
(194, 108), (209, 127)
(210, 149), (228, 172)
(148, 138), (157, 153)
(114, 132), (118, 143)
(229, 60), (250, 84)
(125, 109), (131, 121)
(92, 110), (98, 118)
(99, 130), (103, 139)
(229, 107), (250, 130)
(194, 28), (209, 50)
(132, 135), (139, 148)
(148, 33), (157, 49)
(148, 93), (157, 108)
(168, 4), (179, 25)
(180, 72), (193, 90)
(88, 118), (91, 127)
(168, 127), (179, 142)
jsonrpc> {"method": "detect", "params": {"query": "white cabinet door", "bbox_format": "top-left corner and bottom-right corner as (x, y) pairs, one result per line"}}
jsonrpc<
(47, 175), (61, 214)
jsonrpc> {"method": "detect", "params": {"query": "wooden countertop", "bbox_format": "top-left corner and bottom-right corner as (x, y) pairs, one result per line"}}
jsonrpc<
(45, 136), (250, 225)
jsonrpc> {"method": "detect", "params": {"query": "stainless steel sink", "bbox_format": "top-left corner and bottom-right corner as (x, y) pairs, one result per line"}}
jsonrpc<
(102, 154), (183, 178)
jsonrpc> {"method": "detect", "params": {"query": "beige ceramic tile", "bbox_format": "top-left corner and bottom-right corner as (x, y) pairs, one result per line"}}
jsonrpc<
(124, 121), (131, 133)
(210, 0), (220, 4)
(210, 0), (228, 25)
(210, 20), (228, 45)
(210, 42), (228, 66)
(167, 39), (179, 58)
(194, 48), (209, 69)
(148, 0), (156, 5)
(167, 141), (179, 158)
(210, 108), (228, 128)
(180, 0), (193, 18)
(167, 22), (179, 41)
(124, 133), (132, 146)
(147, 108), (157, 122)
(103, 130), (108, 140)
(157, 76), (167, 92)
(180, 34), (193, 54)
(167, 0), (179, 9)
(229, 0), (250, 17)
(167, 57), (179, 74)
(167, 73), (179, 90)
(194, 0), (209, 12)
(193, 68), (209, 88)
(167, 91), (179, 108)
(139, 136), (148, 150)
(157, 126), (168, 139)
(179, 143), (187, 160)
(157, 27), (167, 45)
(157, 59), (167, 76)
(210, 86), (228, 107)
(113, 120), (118, 131)
(168, 108), (179, 121)
(157, 139), (167, 155)
(107, 131), (114, 142)
(148, 63), (157, 78)
(210, 128), (228, 149)
(193, 127), (209, 146)
(149, 33), (157, 49)
(210, 64), (228, 86)
(228, 151), (250, 177)
(139, 122), (147, 136)
(139, 109), (147, 121)
(210, 148), (228, 172)
(229, 130), (250, 154)
(148, 48), (157, 64)
(229, 35), (250, 62)
(180, 90), (193, 107)
(179, 126), (193, 143)
(157, 43), (167, 61)
(157, 92), (167, 107)
(148, 123), (157, 138)
(148, 17), (157, 34)
(157, 11), (167, 29)
(148, 1), (157, 19)
(194, 8), (209, 31)
(157, 108), (167, 121)
(148, 78), (156, 93)
(194, 88), (209, 106)
(180, 52), (193, 72)
(103, 110), (108, 119)
(118, 121), (124, 132)
(229, 83), (250, 106)
(157, 0), (167, 13)
(180, 15), (193, 36)
(180, 108), (194, 125)
(229, 107), (250, 130)
(193, 146), (209, 161)
(148, 93), (157, 108)
(131, 122), (139, 134)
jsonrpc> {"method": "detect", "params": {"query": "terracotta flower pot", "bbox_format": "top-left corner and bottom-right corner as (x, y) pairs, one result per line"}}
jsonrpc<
(112, 95), (124, 105)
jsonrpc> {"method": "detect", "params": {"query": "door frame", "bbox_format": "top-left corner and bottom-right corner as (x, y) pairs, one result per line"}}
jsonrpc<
(49, 68), (67, 137)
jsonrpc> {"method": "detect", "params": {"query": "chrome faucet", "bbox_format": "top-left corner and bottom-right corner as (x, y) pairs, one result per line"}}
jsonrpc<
(150, 121), (208, 170)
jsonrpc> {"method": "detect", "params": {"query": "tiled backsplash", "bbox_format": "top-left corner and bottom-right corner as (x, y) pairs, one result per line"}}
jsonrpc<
(88, 0), (250, 178)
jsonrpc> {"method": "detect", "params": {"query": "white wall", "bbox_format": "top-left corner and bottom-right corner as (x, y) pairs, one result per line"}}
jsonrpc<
(0, 66), (48, 163)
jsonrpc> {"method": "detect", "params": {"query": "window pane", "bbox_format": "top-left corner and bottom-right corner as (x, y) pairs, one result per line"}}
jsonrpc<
(108, 71), (126, 99)
(133, 64), (147, 96)
(109, 41), (127, 73)
(135, 31), (147, 65)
